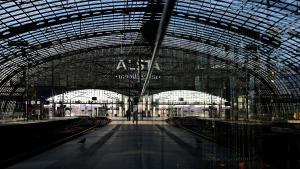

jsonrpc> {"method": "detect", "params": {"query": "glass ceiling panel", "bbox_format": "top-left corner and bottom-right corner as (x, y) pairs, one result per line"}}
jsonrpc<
(0, 0), (298, 95)
(47, 89), (126, 103)
(153, 90), (226, 105)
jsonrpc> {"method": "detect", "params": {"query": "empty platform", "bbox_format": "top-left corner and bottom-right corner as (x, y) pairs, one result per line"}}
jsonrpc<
(6, 120), (252, 169)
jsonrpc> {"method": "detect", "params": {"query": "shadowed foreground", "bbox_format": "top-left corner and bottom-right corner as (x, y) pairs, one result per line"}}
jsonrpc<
(6, 120), (255, 169)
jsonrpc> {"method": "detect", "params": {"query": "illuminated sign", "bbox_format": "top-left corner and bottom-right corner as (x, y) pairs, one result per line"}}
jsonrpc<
(115, 60), (161, 80)
(116, 60), (160, 71)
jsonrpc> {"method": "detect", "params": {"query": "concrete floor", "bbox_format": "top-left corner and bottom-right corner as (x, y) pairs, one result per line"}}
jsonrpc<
(6, 120), (253, 169)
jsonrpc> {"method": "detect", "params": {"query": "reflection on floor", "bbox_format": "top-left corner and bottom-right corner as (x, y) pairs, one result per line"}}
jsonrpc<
(7, 120), (262, 169)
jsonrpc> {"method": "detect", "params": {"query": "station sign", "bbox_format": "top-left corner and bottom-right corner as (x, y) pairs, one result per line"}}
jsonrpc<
(116, 59), (160, 71)
(115, 59), (161, 80)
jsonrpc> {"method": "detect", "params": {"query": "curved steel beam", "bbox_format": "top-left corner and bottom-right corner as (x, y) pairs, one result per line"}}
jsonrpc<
(172, 11), (281, 48)
(0, 45), (283, 96)
(0, 29), (140, 65)
(0, 6), (156, 39)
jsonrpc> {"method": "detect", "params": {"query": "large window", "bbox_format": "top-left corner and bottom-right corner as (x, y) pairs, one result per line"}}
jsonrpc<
(47, 89), (125, 104)
(47, 89), (128, 117)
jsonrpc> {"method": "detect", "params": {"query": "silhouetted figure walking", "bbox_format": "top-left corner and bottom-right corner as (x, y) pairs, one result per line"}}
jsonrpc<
(132, 111), (138, 124)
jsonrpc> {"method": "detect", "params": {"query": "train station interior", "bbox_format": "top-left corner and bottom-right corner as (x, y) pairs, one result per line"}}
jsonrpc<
(0, 0), (299, 169)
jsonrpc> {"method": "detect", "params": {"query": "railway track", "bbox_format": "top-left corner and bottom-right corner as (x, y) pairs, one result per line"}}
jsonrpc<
(0, 117), (111, 168)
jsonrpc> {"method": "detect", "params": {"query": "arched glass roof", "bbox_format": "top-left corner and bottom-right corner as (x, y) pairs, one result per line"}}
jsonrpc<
(0, 0), (299, 96)
(47, 89), (125, 103)
(153, 90), (226, 105)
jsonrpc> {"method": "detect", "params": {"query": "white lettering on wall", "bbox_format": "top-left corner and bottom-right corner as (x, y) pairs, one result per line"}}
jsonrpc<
(116, 60), (160, 71)
(116, 60), (126, 70)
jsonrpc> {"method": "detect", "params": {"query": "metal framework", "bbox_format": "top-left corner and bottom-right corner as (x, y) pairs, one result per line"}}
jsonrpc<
(0, 0), (299, 111)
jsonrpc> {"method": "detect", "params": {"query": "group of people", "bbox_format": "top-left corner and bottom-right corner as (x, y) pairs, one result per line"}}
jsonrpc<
(126, 110), (138, 124)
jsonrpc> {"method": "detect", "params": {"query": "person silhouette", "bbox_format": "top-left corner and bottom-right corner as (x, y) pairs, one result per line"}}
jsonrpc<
(132, 111), (138, 124)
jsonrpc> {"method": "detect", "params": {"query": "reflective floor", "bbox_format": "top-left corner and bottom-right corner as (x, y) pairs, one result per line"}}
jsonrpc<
(6, 120), (260, 169)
